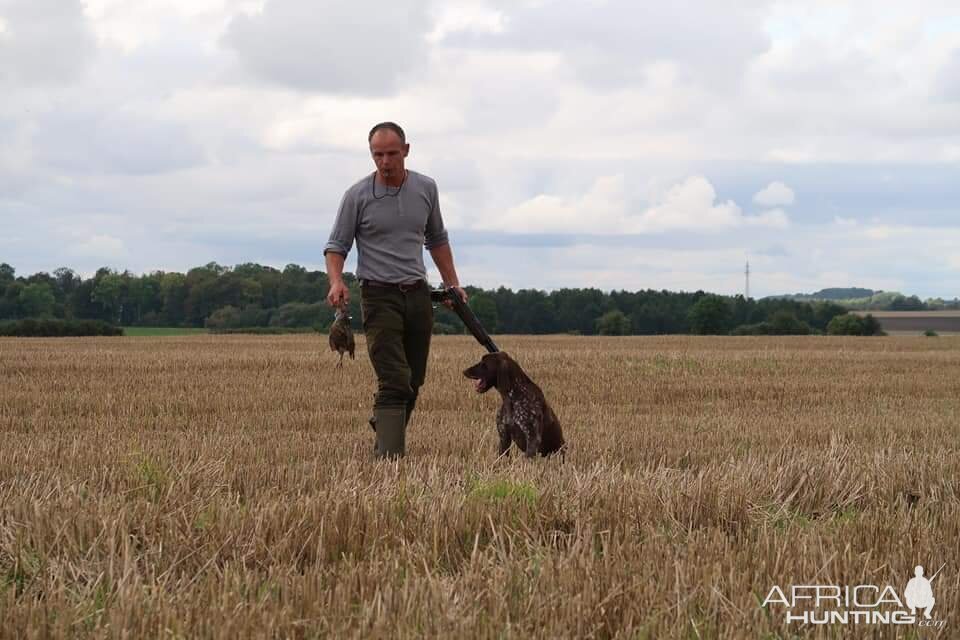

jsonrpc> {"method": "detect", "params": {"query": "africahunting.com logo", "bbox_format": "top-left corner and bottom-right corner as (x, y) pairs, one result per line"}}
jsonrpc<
(762, 564), (946, 630)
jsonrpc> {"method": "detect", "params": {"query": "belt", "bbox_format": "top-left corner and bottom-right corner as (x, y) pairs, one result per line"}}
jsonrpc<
(360, 278), (426, 292)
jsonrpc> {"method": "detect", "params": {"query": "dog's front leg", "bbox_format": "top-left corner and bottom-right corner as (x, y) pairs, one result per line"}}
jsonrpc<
(498, 430), (512, 458)
(524, 424), (542, 458)
(523, 432), (541, 458)
(524, 410), (544, 458)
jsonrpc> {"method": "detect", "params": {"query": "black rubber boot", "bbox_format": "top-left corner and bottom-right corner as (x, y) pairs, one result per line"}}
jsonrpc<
(373, 406), (406, 459)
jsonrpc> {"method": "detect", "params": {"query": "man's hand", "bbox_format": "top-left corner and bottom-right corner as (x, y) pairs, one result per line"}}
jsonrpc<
(327, 280), (350, 307)
(443, 285), (467, 309)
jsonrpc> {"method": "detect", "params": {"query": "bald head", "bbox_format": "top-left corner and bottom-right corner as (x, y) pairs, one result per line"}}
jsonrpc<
(368, 121), (406, 144)
(368, 122), (409, 185)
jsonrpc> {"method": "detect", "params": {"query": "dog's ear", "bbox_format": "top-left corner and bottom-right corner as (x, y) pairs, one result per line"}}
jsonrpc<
(495, 352), (520, 391)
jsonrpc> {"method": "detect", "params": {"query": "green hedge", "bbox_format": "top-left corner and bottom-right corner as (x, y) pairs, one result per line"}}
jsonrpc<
(208, 326), (318, 335)
(0, 319), (123, 337)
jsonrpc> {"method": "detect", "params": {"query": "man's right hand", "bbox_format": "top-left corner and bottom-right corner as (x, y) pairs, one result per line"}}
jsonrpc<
(326, 281), (350, 307)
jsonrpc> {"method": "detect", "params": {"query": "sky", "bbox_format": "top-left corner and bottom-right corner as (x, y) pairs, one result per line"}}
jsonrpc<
(1, 0), (959, 298)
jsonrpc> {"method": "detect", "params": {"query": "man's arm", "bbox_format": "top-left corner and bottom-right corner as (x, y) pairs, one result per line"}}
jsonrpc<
(429, 243), (467, 303)
(325, 251), (349, 306)
(324, 187), (358, 307)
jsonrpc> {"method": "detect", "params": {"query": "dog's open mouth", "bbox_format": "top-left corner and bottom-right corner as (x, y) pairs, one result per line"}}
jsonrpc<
(473, 378), (488, 393)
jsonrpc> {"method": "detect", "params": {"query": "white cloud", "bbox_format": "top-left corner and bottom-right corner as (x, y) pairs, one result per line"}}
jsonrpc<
(69, 234), (128, 259)
(485, 174), (626, 234)
(482, 175), (789, 234)
(222, 0), (431, 95)
(448, 0), (772, 89)
(0, 0), (96, 86)
(863, 224), (918, 240)
(938, 47), (960, 100)
(82, 0), (233, 51)
(2, 0), (960, 298)
(834, 216), (858, 227)
(746, 208), (790, 229)
(753, 181), (795, 206)
(427, 4), (505, 43)
(641, 177), (744, 232)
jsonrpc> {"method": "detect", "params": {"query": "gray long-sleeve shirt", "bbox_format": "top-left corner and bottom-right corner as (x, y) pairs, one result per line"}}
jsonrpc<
(323, 170), (449, 283)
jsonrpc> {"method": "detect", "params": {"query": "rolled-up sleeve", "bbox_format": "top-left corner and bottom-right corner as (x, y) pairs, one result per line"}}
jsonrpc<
(324, 189), (358, 256)
(423, 181), (449, 250)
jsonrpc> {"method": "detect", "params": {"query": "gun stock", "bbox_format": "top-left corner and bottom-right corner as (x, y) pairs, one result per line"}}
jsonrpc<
(431, 285), (499, 353)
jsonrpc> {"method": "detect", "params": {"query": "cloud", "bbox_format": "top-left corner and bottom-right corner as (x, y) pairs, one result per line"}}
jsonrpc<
(938, 47), (960, 101)
(483, 175), (789, 234)
(0, 0), (96, 86)
(863, 224), (916, 240)
(641, 177), (744, 231)
(69, 234), (128, 260)
(223, 0), (431, 95)
(745, 208), (789, 228)
(427, 4), (506, 43)
(487, 174), (627, 234)
(32, 110), (206, 175)
(3, 0), (960, 300)
(834, 216), (858, 227)
(753, 181), (795, 206)
(755, 244), (790, 257)
(445, 0), (772, 89)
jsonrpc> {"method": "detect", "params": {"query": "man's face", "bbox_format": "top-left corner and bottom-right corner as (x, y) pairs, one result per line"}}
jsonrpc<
(369, 130), (409, 182)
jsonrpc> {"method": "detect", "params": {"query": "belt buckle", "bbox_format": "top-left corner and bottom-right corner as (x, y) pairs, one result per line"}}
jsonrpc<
(398, 281), (411, 292)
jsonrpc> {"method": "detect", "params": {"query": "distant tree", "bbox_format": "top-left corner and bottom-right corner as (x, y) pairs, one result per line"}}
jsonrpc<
(890, 294), (925, 311)
(809, 301), (847, 332)
(827, 314), (862, 335)
(827, 313), (884, 336)
(768, 311), (811, 335)
(234, 263), (281, 308)
(468, 292), (499, 333)
(269, 302), (331, 328)
(92, 273), (125, 323)
(205, 306), (241, 330)
(160, 272), (188, 325)
(127, 272), (164, 325)
(688, 295), (734, 335)
(1, 281), (23, 319)
(0, 263), (14, 284)
(861, 313), (884, 336)
(53, 267), (81, 312)
(279, 264), (308, 304)
(596, 309), (631, 335)
(19, 283), (56, 317)
(551, 288), (605, 335)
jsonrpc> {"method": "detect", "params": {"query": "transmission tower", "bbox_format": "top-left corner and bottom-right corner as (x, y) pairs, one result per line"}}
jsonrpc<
(745, 260), (751, 300)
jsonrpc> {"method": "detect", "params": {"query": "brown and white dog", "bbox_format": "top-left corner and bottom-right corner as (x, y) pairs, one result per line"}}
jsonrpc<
(463, 352), (565, 459)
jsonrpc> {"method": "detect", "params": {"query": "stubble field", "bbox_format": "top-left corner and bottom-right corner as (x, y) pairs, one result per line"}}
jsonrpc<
(1, 334), (959, 639)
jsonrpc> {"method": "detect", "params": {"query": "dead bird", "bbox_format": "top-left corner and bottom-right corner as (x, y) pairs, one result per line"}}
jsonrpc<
(328, 304), (355, 368)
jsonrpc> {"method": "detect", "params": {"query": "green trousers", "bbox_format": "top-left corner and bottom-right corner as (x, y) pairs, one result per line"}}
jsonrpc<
(360, 282), (434, 415)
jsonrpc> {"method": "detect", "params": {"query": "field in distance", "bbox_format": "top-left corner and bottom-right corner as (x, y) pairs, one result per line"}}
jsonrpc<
(2, 335), (958, 638)
(852, 310), (960, 335)
(121, 326), (209, 336)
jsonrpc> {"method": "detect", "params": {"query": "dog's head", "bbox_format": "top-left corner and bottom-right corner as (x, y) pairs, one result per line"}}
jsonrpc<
(463, 352), (521, 394)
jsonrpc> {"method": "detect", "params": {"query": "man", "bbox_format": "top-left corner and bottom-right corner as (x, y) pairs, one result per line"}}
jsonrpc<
(904, 565), (936, 619)
(324, 122), (467, 459)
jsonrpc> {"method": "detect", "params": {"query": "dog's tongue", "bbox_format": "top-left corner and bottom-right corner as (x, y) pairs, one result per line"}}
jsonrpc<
(474, 378), (484, 392)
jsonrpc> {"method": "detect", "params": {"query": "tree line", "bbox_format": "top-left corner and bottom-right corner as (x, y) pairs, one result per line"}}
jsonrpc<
(1, 261), (861, 335)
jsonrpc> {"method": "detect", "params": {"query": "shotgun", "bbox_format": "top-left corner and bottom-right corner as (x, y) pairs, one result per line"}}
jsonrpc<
(430, 285), (499, 353)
